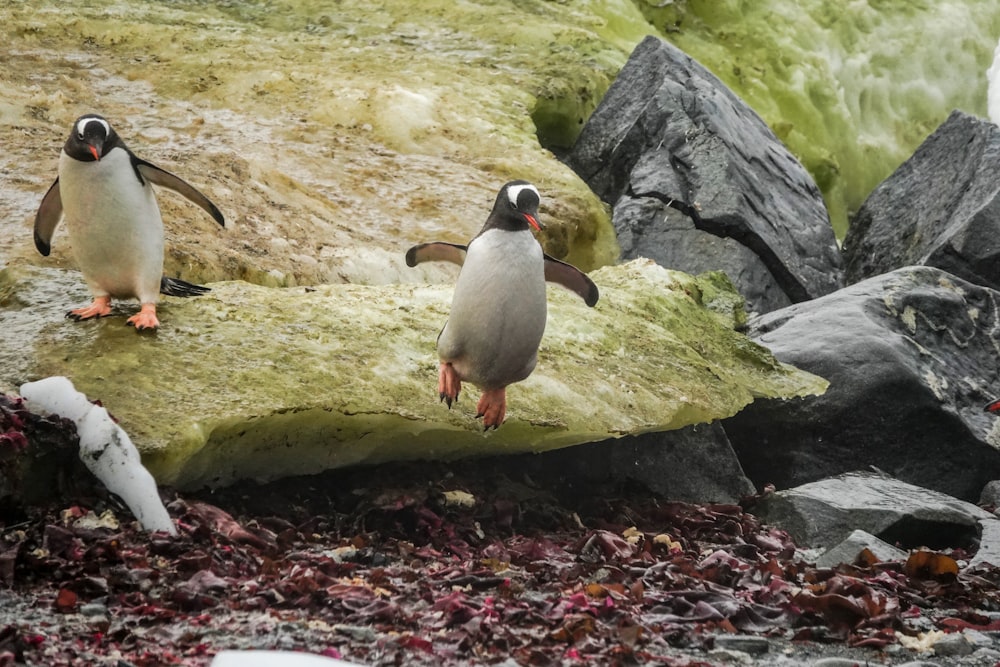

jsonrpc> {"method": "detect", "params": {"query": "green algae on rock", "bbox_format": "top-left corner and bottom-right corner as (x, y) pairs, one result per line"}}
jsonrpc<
(0, 260), (826, 490)
(5, 1), (1000, 279)
(631, 0), (1000, 236)
(0, 0), (629, 286)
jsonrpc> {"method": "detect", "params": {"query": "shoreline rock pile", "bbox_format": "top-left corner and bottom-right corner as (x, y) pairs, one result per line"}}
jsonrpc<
(565, 35), (1000, 584)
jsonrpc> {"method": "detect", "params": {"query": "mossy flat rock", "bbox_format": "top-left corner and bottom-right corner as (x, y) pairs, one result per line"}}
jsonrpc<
(1, 260), (825, 490)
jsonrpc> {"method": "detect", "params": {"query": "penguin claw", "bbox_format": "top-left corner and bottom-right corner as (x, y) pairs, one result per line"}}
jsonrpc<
(438, 362), (461, 409)
(126, 304), (160, 332)
(476, 388), (507, 430)
(66, 296), (112, 321)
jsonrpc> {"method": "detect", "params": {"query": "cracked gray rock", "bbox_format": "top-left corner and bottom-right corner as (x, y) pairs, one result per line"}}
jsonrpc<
(844, 110), (1000, 290)
(568, 35), (842, 315)
(723, 266), (1000, 501)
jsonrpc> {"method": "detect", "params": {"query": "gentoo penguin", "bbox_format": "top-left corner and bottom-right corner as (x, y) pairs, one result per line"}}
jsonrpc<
(33, 113), (225, 331)
(406, 180), (599, 429)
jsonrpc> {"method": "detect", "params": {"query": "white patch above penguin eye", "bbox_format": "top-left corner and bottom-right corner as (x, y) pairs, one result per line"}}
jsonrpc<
(76, 117), (110, 140)
(506, 183), (539, 210)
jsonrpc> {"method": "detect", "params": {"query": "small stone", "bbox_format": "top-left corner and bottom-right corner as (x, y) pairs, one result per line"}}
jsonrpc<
(712, 635), (769, 655)
(79, 602), (107, 618)
(980, 480), (1000, 507)
(705, 649), (752, 664)
(324, 546), (358, 563)
(815, 529), (907, 568)
(334, 624), (377, 642)
(932, 632), (974, 657)
(961, 629), (994, 648)
(971, 648), (1000, 662)
(813, 658), (872, 667)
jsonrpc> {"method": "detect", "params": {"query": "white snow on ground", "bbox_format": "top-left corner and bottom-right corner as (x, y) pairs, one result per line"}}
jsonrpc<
(19, 376), (177, 535)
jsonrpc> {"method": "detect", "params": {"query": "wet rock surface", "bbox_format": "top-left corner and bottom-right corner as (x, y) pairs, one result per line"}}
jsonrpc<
(844, 111), (1000, 290)
(722, 266), (1000, 502)
(514, 422), (755, 505)
(0, 260), (825, 490)
(753, 471), (995, 558)
(568, 36), (843, 315)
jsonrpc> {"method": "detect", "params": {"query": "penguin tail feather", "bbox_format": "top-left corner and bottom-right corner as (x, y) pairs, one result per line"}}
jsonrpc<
(160, 276), (211, 297)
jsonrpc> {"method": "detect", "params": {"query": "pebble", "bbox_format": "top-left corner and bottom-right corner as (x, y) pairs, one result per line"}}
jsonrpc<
(979, 480), (1000, 507)
(933, 632), (975, 657)
(333, 624), (377, 642)
(712, 635), (770, 655)
(962, 629), (995, 648)
(79, 603), (108, 618)
(972, 648), (1000, 664)
(705, 648), (752, 664)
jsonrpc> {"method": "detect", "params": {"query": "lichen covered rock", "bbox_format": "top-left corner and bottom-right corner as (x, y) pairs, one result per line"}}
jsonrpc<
(1, 260), (825, 490)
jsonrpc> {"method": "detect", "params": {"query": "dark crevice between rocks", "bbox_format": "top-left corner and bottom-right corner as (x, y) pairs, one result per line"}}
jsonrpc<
(628, 185), (812, 303)
(878, 517), (979, 552)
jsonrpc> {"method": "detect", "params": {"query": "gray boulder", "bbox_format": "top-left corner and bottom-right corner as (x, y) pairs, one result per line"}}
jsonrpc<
(723, 266), (1000, 501)
(844, 110), (1000, 290)
(813, 529), (908, 569)
(515, 422), (756, 504)
(754, 471), (992, 552)
(568, 35), (843, 315)
(612, 197), (794, 314)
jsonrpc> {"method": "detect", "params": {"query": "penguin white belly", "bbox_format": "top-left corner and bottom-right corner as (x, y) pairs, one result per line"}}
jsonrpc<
(438, 229), (547, 389)
(58, 149), (164, 303)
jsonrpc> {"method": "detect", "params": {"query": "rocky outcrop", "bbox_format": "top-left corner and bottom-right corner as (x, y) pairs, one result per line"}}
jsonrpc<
(844, 111), (1000, 289)
(753, 471), (1000, 568)
(512, 422), (756, 505)
(0, 260), (825, 491)
(568, 36), (843, 315)
(722, 266), (1000, 502)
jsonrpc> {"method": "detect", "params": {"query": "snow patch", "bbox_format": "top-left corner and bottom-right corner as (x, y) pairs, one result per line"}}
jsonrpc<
(19, 376), (176, 535)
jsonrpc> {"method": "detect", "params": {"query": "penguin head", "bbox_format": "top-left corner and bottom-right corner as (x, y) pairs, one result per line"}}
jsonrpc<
(486, 180), (543, 232)
(64, 114), (118, 162)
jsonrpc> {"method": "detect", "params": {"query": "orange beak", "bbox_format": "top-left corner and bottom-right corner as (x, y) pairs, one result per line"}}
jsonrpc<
(88, 145), (100, 161)
(524, 213), (542, 231)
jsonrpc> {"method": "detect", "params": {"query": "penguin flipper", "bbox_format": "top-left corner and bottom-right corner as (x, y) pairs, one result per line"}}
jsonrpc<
(34, 178), (63, 257)
(160, 276), (211, 297)
(405, 242), (468, 267)
(136, 161), (225, 228)
(543, 254), (599, 307)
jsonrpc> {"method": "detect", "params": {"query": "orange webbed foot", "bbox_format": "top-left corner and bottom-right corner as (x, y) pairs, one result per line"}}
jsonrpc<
(438, 362), (461, 408)
(475, 387), (507, 430)
(67, 296), (112, 321)
(126, 303), (160, 332)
